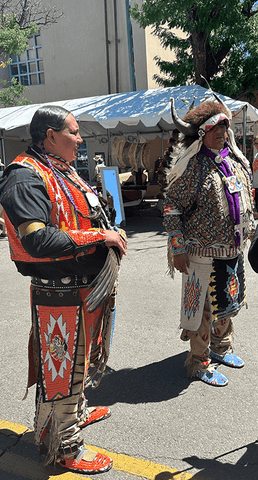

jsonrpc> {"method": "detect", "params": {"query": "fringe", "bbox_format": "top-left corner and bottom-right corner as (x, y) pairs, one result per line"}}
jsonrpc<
(184, 353), (200, 378)
(44, 409), (61, 466)
(86, 300), (113, 389)
(22, 387), (29, 401)
(166, 237), (175, 278)
(85, 247), (120, 313)
(184, 353), (213, 378)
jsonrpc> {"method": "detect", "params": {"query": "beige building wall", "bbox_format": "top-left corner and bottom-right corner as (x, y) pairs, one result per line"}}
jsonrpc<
(0, 2), (178, 178)
(1, 2), (187, 104)
(6, 0), (148, 105)
(145, 26), (186, 89)
(1, 1), (185, 103)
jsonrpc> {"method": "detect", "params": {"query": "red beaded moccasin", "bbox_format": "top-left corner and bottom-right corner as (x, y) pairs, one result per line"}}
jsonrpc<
(78, 406), (111, 429)
(58, 446), (113, 474)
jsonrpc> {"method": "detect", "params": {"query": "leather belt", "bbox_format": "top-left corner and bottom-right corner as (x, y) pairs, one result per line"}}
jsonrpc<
(31, 275), (95, 290)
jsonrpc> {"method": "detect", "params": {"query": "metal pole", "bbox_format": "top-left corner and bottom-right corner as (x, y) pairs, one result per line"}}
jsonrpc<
(107, 130), (111, 166)
(1, 134), (6, 167)
(104, 0), (111, 94)
(114, 0), (119, 93)
(125, 0), (136, 91)
(242, 104), (247, 156)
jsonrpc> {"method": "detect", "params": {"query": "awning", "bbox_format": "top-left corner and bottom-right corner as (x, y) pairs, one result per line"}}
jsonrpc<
(0, 85), (257, 142)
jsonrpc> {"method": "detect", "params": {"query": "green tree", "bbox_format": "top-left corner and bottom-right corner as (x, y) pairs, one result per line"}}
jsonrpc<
(130, 0), (258, 98)
(0, 16), (37, 106)
(0, 1), (62, 107)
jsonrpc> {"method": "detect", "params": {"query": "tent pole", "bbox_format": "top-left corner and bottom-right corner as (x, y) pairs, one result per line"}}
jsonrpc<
(107, 130), (111, 166)
(0, 133), (6, 167)
(242, 104), (247, 156)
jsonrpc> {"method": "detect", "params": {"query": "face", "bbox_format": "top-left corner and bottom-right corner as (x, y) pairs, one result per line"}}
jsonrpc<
(47, 113), (83, 162)
(203, 120), (228, 150)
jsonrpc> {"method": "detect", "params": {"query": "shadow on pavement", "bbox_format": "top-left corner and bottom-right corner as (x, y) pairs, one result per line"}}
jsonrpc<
(123, 205), (166, 238)
(0, 429), (64, 479)
(151, 441), (258, 480)
(180, 441), (258, 480)
(86, 352), (190, 406)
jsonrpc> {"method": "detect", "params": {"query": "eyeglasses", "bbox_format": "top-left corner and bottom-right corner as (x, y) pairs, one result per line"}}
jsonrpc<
(218, 120), (229, 128)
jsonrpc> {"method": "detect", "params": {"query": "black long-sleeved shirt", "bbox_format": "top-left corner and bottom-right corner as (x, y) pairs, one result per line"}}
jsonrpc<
(0, 151), (108, 279)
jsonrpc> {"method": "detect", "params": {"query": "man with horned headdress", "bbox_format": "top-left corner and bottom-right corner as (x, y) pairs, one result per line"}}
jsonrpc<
(163, 95), (255, 386)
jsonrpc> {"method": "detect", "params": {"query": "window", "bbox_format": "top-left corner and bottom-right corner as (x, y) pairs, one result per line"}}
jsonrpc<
(9, 34), (44, 86)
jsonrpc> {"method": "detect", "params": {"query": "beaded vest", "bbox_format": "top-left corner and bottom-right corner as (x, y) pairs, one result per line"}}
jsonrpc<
(5, 152), (106, 264)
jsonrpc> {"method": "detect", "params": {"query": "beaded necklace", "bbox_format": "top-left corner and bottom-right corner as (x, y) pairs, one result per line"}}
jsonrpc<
(40, 141), (80, 215)
(38, 141), (101, 222)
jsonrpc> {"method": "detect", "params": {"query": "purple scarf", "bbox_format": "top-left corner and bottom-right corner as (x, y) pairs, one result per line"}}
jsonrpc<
(200, 143), (241, 247)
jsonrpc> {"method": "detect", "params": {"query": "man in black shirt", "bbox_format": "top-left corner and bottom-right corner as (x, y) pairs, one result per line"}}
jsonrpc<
(0, 105), (127, 474)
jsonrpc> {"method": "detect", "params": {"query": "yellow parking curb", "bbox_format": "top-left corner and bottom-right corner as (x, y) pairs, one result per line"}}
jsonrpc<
(0, 419), (195, 480)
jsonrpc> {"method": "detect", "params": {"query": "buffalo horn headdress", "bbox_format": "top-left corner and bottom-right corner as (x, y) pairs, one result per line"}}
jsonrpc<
(170, 92), (232, 136)
(168, 90), (247, 189)
(170, 97), (198, 136)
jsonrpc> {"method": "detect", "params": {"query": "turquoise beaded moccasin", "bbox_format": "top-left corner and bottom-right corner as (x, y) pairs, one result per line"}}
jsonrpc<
(210, 351), (244, 368)
(195, 369), (228, 386)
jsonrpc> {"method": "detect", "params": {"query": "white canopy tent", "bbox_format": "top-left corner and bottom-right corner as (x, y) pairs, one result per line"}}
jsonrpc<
(0, 85), (257, 164)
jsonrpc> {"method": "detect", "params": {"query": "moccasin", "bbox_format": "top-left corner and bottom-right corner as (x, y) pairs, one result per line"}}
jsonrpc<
(58, 445), (113, 474)
(210, 351), (244, 368)
(195, 368), (228, 386)
(78, 406), (111, 429)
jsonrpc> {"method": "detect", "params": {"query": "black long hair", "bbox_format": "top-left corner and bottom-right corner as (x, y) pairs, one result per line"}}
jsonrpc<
(30, 105), (71, 144)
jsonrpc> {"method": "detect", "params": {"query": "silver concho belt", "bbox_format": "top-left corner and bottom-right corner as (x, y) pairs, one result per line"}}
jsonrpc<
(31, 275), (95, 290)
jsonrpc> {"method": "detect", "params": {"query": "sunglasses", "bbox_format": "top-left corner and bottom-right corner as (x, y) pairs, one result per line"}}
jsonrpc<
(218, 120), (229, 127)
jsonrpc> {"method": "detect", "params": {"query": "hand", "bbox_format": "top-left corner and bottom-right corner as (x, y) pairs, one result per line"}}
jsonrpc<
(105, 229), (127, 258)
(174, 252), (190, 274)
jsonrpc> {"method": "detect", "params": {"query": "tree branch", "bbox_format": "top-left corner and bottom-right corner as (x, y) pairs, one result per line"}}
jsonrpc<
(241, 0), (258, 18)
(0, 0), (63, 29)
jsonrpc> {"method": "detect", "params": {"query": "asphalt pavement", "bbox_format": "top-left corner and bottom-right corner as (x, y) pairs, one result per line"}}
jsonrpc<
(1, 201), (258, 480)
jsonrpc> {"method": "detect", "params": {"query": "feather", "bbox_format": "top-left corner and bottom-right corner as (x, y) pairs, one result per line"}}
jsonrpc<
(85, 248), (120, 313)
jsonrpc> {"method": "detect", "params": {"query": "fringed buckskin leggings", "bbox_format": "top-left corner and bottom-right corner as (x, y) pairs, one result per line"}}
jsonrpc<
(33, 293), (103, 465)
(181, 296), (233, 378)
(34, 318), (86, 464)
